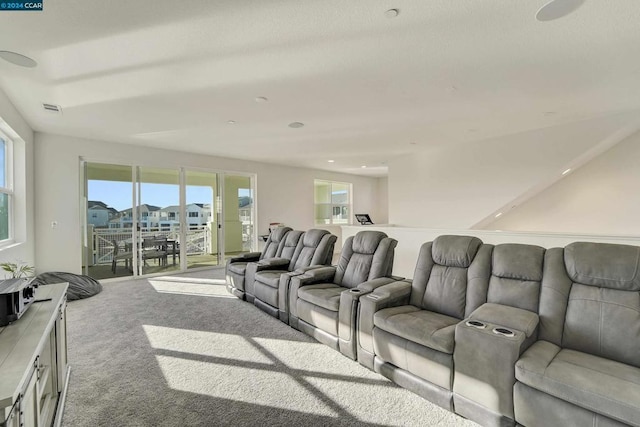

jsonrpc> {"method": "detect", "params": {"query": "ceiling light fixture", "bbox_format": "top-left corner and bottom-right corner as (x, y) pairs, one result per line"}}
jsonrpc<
(361, 165), (367, 169)
(495, 212), (503, 218)
(385, 8), (399, 18)
(544, 111), (557, 116)
(536, 0), (585, 22)
(255, 96), (268, 103)
(562, 168), (572, 175)
(288, 122), (304, 128)
(327, 160), (335, 163)
(0, 51), (37, 68)
(227, 120), (236, 124)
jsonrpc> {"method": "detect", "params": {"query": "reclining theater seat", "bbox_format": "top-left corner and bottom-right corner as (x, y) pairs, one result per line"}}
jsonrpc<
(244, 229), (304, 303)
(288, 230), (398, 359)
(357, 235), (492, 410)
(226, 227), (292, 300)
(514, 242), (640, 427)
(251, 229), (337, 318)
(453, 243), (546, 427)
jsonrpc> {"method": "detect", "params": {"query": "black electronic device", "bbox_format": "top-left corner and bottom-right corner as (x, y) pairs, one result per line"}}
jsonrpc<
(355, 214), (374, 225)
(0, 278), (36, 326)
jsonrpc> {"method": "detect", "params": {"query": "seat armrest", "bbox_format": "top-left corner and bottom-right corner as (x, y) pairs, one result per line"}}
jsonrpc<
(228, 252), (261, 263)
(256, 257), (290, 270)
(469, 303), (539, 338)
(357, 280), (412, 355)
(356, 277), (399, 293)
(291, 265), (328, 275)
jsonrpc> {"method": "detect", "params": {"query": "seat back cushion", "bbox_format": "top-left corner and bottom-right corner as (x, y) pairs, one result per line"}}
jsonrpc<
(334, 231), (398, 288)
(561, 242), (640, 368)
(410, 235), (492, 319)
(290, 229), (336, 270)
(488, 243), (545, 313)
(262, 227), (292, 259)
(279, 230), (304, 262)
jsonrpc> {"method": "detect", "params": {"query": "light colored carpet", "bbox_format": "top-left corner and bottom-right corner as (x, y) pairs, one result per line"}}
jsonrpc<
(62, 269), (479, 427)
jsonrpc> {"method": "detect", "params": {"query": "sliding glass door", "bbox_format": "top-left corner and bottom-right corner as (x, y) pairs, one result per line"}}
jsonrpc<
(81, 161), (255, 280)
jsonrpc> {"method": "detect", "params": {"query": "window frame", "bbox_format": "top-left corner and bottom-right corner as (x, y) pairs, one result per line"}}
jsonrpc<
(314, 179), (353, 226)
(0, 131), (14, 244)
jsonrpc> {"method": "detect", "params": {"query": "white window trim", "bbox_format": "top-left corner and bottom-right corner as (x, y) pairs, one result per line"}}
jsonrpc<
(0, 130), (14, 245)
(314, 179), (353, 225)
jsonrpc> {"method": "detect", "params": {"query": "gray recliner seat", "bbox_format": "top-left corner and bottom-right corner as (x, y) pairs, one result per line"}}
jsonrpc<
(250, 229), (337, 319)
(452, 243), (546, 427)
(514, 242), (640, 427)
(288, 230), (398, 359)
(357, 235), (492, 410)
(226, 227), (292, 300)
(244, 229), (305, 303)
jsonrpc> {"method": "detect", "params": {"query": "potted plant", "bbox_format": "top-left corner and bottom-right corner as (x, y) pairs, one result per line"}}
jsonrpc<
(0, 261), (35, 278)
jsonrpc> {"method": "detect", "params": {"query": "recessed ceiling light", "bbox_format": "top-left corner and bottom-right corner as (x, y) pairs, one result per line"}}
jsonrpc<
(409, 142), (417, 145)
(562, 168), (572, 175)
(227, 120), (236, 124)
(544, 111), (557, 116)
(468, 128), (478, 133)
(536, 0), (585, 22)
(255, 96), (268, 103)
(495, 212), (503, 218)
(288, 122), (304, 128)
(0, 51), (37, 68)
(327, 160), (335, 163)
(385, 8), (399, 18)
(361, 165), (367, 169)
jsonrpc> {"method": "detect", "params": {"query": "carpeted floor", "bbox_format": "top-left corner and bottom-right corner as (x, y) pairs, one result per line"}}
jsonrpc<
(62, 268), (478, 426)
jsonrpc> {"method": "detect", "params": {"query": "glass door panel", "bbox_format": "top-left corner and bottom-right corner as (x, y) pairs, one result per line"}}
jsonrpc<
(84, 162), (134, 280)
(223, 174), (254, 263)
(185, 170), (219, 269)
(136, 167), (180, 275)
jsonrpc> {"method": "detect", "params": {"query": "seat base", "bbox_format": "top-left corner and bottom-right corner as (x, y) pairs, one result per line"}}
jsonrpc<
(246, 293), (255, 303)
(514, 382), (630, 427)
(278, 309), (288, 324)
(226, 284), (245, 300)
(373, 357), (453, 411)
(298, 319), (339, 351)
(254, 298), (279, 318)
(454, 394), (515, 427)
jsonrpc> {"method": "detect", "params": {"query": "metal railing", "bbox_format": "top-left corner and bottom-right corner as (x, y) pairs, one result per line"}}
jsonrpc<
(91, 226), (211, 265)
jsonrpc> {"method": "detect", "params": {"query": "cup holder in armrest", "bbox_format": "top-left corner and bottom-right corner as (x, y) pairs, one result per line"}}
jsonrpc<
(349, 289), (363, 294)
(492, 327), (515, 338)
(465, 320), (486, 329)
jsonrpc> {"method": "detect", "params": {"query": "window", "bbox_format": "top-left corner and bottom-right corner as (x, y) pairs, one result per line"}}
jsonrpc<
(314, 180), (352, 225)
(189, 212), (198, 218)
(0, 133), (12, 242)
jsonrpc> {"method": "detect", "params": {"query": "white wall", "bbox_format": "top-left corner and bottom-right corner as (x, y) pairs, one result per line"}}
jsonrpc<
(388, 113), (639, 229)
(34, 133), (383, 274)
(489, 130), (640, 234)
(0, 88), (35, 271)
(375, 177), (389, 224)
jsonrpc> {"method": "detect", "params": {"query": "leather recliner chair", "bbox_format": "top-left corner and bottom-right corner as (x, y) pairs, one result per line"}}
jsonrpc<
(226, 227), (292, 300)
(244, 229), (305, 303)
(357, 235), (492, 410)
(288, 230), (398, 359)
(513, 242), (640, 427)
(250, 229), (337, 316)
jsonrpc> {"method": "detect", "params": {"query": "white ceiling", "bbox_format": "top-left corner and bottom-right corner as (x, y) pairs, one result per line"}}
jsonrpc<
(1, 0), (640, 177)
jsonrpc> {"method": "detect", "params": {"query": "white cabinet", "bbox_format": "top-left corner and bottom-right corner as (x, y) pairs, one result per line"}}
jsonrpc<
(0, 283), (69, 427)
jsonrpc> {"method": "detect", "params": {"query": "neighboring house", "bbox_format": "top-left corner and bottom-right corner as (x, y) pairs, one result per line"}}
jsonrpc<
(160, 203), (212, 228)
(111, 204), (161, 229)
(88, 205), (110, 228)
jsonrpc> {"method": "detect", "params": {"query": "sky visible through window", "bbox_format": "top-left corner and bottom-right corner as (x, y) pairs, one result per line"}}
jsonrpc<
(88, 180), (250, 211)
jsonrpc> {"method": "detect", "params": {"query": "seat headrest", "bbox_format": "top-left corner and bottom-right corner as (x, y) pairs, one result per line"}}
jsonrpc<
(352, 230), (388, 254)
(303, 229), (330, 247)
(285, 230), (304, 246)
(564, 242), (640, 291)
(270, 227), (291, 242)
(432, 235), (483, 268)
(492, 243), (545, 281)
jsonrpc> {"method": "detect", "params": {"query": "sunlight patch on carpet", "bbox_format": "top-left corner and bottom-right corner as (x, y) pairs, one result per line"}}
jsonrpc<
(156, 355), (340, 417)
(143, 325), (272, 364)
(149, 278), (234, 298)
